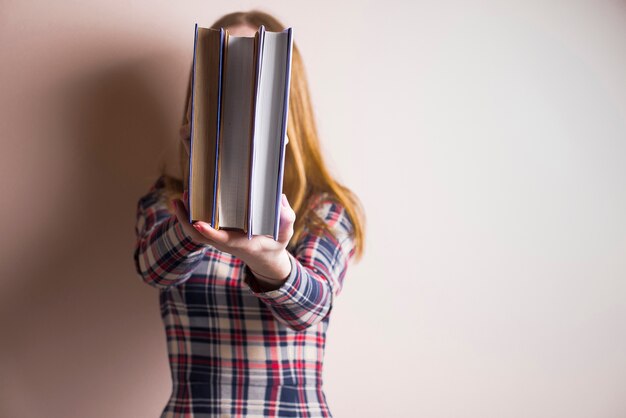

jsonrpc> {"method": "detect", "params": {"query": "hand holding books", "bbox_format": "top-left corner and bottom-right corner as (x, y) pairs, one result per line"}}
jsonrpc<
(171, 190), (295, 287)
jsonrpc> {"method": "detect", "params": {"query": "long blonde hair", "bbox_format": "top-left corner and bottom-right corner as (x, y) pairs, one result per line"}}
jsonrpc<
(159, 9), (365, 260)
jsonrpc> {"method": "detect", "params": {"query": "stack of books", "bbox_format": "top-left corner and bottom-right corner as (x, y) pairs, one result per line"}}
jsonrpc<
(187, 24), (293, 240)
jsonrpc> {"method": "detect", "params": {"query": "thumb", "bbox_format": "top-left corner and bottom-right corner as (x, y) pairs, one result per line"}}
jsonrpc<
(277, 194), (296, 244)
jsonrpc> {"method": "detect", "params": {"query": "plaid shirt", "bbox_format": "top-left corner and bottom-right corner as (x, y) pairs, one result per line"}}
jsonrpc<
(133, 176), (356, 418)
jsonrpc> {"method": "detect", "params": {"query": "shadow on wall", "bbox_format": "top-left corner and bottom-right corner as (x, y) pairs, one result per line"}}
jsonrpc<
(0, 54), (180, 417)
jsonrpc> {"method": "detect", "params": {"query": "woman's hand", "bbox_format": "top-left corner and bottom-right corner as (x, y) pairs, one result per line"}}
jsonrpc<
(172, 190), (296, 283)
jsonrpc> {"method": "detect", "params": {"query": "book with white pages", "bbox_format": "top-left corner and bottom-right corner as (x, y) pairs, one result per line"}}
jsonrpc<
(187, 24), (293, 240)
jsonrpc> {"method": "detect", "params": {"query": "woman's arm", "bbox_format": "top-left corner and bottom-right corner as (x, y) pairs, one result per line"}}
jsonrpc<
(133, 176), (209, 289)
(243, 198), (356, 332)
(174, 192), (356, 331)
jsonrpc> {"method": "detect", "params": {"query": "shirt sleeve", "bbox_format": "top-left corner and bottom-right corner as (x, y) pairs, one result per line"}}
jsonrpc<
(133, 175), (209, 289)
(243, 195), (357, 331)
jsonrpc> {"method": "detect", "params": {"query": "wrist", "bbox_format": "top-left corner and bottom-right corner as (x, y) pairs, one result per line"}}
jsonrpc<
(246, 249), (292, 282)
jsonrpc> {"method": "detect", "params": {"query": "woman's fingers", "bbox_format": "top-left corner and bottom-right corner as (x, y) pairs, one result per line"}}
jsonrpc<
(172, 193), (294, 257)
(192, 222), (232, 244)
(192, 222), (259, 259)
(172, 199), (213, 245)
(277, 194), (296, 244)
(179, 191), (227, 244)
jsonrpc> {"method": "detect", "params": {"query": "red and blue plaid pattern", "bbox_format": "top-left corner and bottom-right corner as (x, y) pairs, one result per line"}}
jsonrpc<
(133, 176), (356, 418)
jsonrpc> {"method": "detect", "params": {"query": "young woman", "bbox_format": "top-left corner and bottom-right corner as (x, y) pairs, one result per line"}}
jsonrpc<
(134, 10), (365, 418)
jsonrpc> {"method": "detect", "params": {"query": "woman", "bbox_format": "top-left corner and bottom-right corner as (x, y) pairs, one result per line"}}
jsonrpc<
(134, 9), (365, 418)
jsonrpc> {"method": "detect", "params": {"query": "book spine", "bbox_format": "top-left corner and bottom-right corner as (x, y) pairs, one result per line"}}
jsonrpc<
(247, 25), (266, 239)
(212, 28), (225, 229)
(273, 28), (294, 241)
(188, 23), (199, 224)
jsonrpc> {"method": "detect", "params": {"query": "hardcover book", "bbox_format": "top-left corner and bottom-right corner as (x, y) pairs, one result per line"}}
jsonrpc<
(187, 24), (293, 240)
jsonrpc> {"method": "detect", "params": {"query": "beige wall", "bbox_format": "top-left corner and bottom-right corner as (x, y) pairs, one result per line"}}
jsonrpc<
(1, 1), (626, 417)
